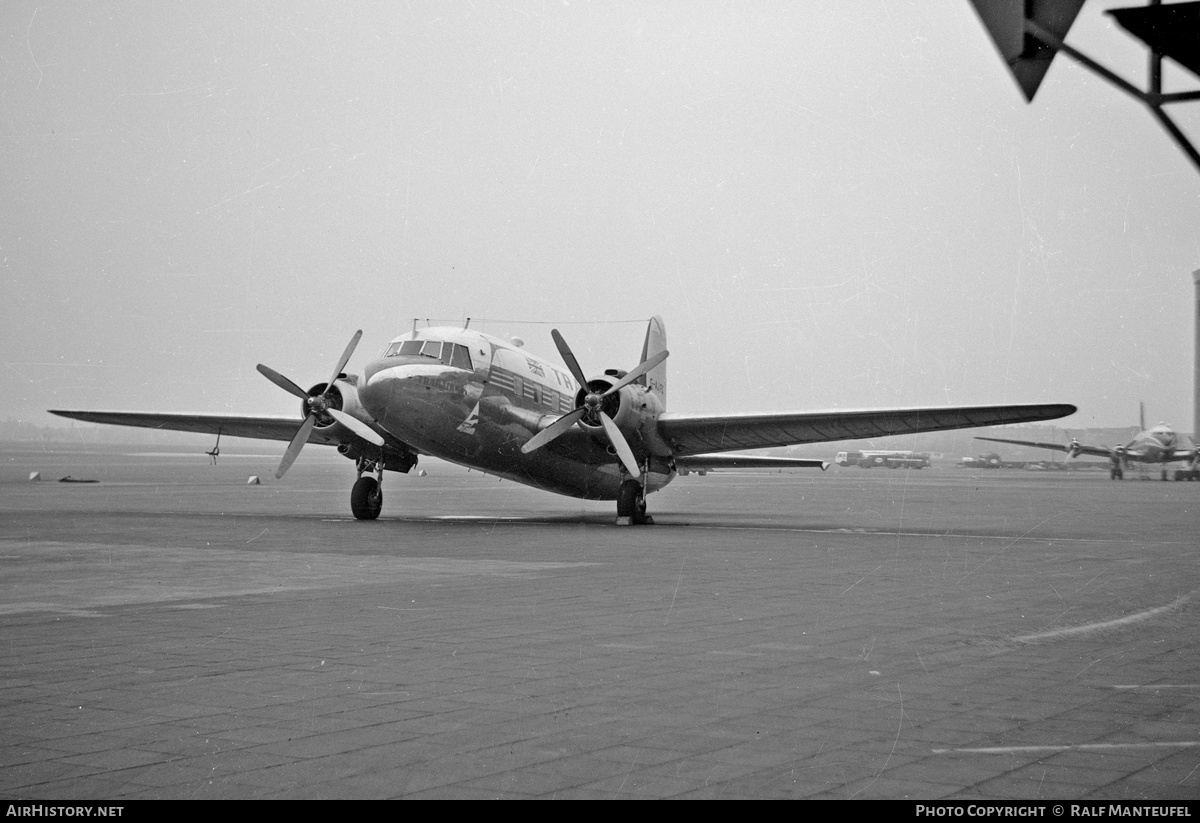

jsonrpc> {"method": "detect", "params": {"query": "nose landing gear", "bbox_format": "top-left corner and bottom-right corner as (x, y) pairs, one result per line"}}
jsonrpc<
(351, 455), (384, 520)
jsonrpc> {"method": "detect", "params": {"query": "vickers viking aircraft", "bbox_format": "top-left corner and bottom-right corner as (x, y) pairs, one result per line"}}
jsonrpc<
(52, 317), (1077, 523)
(975, 404), (1200, 481)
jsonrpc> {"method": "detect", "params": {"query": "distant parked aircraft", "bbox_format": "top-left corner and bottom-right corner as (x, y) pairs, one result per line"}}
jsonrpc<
(976, 404), (1199, 481)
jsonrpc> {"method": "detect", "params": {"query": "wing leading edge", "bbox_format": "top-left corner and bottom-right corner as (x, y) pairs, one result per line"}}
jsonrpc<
(657, 403), (1077, 456)
(49, 410), (346, 447)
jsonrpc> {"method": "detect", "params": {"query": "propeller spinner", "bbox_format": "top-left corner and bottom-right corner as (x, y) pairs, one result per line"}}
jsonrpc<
(257, 330), (383, 479)
(520, 329), (667, 481)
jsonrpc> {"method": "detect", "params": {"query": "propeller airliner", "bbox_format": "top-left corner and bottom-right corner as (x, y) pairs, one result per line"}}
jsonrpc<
(976, 403), (1200, 481)
(52, 317), (1077, 524)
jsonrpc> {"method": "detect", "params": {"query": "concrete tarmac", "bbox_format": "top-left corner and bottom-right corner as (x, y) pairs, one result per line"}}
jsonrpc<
(1, 445), (1198, 799)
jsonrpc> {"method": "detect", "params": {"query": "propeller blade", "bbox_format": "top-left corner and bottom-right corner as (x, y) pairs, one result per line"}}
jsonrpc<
(545, 327), (659, 481)
(328, 409), (384, 446)
(550, 329), (590, 389)
(521, 408), (586, 454)
(601, 349), (669, 397)
(257, 364), (310, 400)
(325, 330), (364, 394)
(276, 415), (316, 479)
(600, 412), (641, 480)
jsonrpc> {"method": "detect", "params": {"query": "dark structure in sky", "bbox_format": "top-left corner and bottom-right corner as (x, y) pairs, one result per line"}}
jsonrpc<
(970, 0), (1200, 173)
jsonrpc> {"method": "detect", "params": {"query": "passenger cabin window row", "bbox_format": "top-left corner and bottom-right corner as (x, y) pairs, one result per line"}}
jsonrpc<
(385, 339), (473, 371)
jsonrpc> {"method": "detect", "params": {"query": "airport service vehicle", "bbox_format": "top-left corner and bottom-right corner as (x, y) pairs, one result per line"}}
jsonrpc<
(52, 317), (1074, 523)
(834, 450), (931, 469)
(961, 452), (1003, 468)
(976, 404), (1200, 481)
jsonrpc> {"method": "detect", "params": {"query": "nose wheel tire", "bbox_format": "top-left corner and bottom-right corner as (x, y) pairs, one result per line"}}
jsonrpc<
(351, 476), (383, 520)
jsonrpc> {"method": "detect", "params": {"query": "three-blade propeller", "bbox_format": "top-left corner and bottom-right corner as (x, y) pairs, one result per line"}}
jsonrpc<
(257, 330), (383, 479)
(520, 329), (667, 481)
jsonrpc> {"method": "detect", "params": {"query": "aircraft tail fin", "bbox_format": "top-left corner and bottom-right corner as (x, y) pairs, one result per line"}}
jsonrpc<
(1140, 401), (1146, 432)
(639, 315), (667, 406)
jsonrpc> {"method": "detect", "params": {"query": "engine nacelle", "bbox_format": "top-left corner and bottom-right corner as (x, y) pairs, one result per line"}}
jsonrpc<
(1067, 439), (1083, 458)
(303, 376), (372, 434)
(574, 374), (671, 457)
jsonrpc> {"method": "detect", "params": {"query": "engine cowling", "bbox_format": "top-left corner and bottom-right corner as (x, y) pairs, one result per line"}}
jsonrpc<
(573, 374), (670, 457)
(303, 376), (371, 433)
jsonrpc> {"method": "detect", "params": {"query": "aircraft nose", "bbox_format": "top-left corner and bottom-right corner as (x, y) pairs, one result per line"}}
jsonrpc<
(359, 357), (449, 419)
(360, 359), (408, 416)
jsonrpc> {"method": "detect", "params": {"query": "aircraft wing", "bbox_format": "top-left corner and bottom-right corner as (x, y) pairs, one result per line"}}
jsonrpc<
(675, 454), (828, 471)
(49, 410), (350, 447)
(657, 403), (1076, 457)
(973, 435), (1112, 459)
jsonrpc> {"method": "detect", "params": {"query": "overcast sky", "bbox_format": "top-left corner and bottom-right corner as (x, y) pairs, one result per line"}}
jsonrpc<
(4, 1), (1199, 434)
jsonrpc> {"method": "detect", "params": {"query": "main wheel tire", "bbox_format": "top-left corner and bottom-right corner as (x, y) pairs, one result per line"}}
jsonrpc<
(617, 480), (650, 525)
(351, 476), (383, 520)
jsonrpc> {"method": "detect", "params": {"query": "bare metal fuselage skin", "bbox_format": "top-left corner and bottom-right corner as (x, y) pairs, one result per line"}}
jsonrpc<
(357, 327), (674, 500)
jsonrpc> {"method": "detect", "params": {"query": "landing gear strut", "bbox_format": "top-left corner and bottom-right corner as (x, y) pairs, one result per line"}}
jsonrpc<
(616, 479), (652, 526)
(351, 455), (384, 520)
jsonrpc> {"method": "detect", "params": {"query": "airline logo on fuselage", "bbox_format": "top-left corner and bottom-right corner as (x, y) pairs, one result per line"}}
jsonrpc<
(457, 401), (481, 435)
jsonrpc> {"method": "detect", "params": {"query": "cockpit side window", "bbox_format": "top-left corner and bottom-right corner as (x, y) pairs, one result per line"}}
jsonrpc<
(450, 343), (473, 371)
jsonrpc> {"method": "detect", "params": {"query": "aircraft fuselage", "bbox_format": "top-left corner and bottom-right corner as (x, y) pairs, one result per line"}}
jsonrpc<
(358, 326), (674, 500)
(1121, 424), (1179, 464)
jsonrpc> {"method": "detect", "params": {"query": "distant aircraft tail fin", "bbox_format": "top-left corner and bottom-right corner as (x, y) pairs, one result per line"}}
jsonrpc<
(1139, 401), (1146, 432)
(639, 316), (667, 406)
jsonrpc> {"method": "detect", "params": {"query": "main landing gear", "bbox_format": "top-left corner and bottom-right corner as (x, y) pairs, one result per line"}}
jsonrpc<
(351, 455), (384, 520)
(616, 478), (652, 526)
